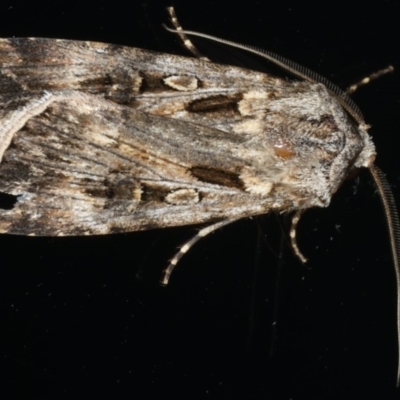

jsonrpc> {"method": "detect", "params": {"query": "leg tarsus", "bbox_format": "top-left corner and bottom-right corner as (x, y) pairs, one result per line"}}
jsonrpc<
(160, 219), (239, 285)
(165, 6), (210, 60)
(290, 210), (307, 264)
(346, 65), (394, 95)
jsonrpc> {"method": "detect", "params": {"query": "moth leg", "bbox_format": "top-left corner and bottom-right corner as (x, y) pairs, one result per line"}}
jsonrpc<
(160, 219), (240, 285)
(346, 65), (393, 94)
(165, 6), (210, 61)
(290, 211), (307, 264)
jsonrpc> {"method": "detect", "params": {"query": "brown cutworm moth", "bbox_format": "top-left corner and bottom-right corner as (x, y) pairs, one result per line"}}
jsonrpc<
(0, 6), (399, 384)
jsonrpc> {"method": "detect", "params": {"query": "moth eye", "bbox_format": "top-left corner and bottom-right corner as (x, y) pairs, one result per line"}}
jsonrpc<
(273, 137), (295, 159)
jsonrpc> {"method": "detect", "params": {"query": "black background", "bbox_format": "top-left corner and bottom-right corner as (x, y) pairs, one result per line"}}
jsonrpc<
(0, 0), (399, 398)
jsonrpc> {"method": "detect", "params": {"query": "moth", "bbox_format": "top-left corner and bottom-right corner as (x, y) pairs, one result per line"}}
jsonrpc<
(0, 6), (399, 384)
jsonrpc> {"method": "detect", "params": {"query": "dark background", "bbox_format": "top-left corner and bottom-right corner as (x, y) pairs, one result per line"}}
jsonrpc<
(0, 0), (399, 398)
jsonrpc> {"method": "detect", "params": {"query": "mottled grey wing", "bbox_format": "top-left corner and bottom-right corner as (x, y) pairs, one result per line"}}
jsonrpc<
(0, 38), (268, 235)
